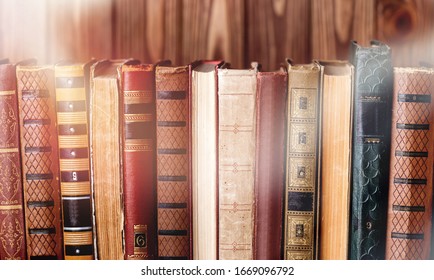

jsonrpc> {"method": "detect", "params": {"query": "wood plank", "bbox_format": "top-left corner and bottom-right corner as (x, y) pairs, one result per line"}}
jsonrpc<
(311, 0), (376, 60)
(182, 0), (245, 68)
(377, 0), (434, 67)
(246, 0), (311, 70)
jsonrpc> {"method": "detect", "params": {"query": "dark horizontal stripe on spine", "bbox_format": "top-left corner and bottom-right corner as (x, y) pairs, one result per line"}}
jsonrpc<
(394, 178), (427, 185)
(158, 230), (188, 236)
(391, 232), (424, 240)
(158, 203), (187, 209)
(56, 77), (84, 88)
(22, 90), (50, 98)
(60, 148), (88, 159)
(26, 173), (53, 180)
(158, 176), (187, 182)
(396, 123), (430, 130)
(30, 256), (58, 260)
(125, 122), (153, 139)
(58, 124), (87, 135)
(65, 245), (93, 256)
(25, 146), (51, 153)
(158, 149), (187, 155)
(157, 91), (187, 100)
(287, 191), (313, 212)
(23, 119), (51, 126)
(57, 100), (86, 112)
(27, 200), (55, 208)
(398, 94), (431, 103)
(29, 228), (56, 234)
(393, 205), (425, 212)
(157, 121), (186, 127)
(158, 256), (189, 260)
(63, 198), (93, 228)
(61, 171), (89, 183)
(395, 151), (428, 157)
(124, 103), (153, 114)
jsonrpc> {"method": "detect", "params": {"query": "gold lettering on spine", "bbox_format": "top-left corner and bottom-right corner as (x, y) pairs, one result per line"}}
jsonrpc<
(127, 224), (147, 260)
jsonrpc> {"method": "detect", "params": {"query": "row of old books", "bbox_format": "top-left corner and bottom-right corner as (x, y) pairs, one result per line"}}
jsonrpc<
(0, 40), (433, 260)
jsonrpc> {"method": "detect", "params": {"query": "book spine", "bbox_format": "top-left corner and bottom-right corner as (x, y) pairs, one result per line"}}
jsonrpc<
(349, 41), (393, 260)
(218, 68), (257, 260)
(385, 67), (434, 260)
(0, 64), (26, 260)
(155, 65), (191, 260)
(254, 71), (287, 260)
(55, 64), (94, 260)
(121, 64), (157, 260)
(16, 66), (63, 259)
(284, 64), (321, 260)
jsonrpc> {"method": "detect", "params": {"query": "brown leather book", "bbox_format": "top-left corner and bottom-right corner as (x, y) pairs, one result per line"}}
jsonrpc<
(284, 62), (321, 260)
(253, 69), (287, 260)
(385, 67), (434, 260)
(55, 61), (96, 260)
(155, 63), (196, 260)
(89, 59), (139, 260)
(120, 63), (157, 260)
(317, 60), (354, 260)
(191, 60), (224, 260)
(0, 60), (28, 260)
(16, 64), (63, 259)
(217, 62), (258, 260)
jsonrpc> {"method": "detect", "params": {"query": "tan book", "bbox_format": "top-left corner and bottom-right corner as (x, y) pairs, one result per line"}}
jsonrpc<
(217, 63), (258, 260)
(89, 59), (138, 260)
(191, 60), (224, 260)
(317, 60), (354, 260)
(284, 62), (321, 260)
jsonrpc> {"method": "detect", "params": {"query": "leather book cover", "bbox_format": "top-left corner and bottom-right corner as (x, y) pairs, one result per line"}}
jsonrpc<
(253, 69), (287, 260)
(55, 60), (96, 260)
(0, 61), (27, 260)
(120, 63), (157, 260)
(385, 67), (434, 260)
(191, 60), (224, 260)
(284, 62), (321, 260)
(16, 65), (63, 259)
(317, 60), (354, 260)
(155, 63), (195, 260)
(348, 41), (393, 260)
(217, 62), (258, 260)
(89, 59), (139, 260)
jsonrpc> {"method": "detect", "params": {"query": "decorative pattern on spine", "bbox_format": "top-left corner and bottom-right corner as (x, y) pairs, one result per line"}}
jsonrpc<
(155, 65), (192, 259)
(386, 67), (434, 260)
(0, 62), (26, 260)
(55, 62), (95, 260)
(16, 65), (63, 259)
(121, 64), (157, 260)
(218, 63), (258, 260)
(284, 63), (321, 260)
(349, 41), (393, 260)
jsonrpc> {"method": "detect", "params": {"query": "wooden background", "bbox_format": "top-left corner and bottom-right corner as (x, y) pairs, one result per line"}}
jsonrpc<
(1, 0), (433, 71)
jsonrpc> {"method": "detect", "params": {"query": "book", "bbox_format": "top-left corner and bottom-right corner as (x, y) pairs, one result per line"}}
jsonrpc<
(254, 68), (287, 260)
(155, 63), (196, 260)
(348, 41), (393, 260)
(0, 59), (28, 260)
(54, 60), (96, 260)
(217, 62), (258, 260)
(385, 67), (434, 260)
(16, 64), (63, 259)
(89, 59), (139, 260)
(284, 61), (321, 260)
(317, 60), (354, 260)
(120, 63), (158, 260)
(191, 60), (224, 260)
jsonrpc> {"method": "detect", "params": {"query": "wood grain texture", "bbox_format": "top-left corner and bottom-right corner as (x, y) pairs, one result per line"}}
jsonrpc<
(311, 0), (376, 60)
(246, 0), (311, 70)
(182, 0), (245, 68)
